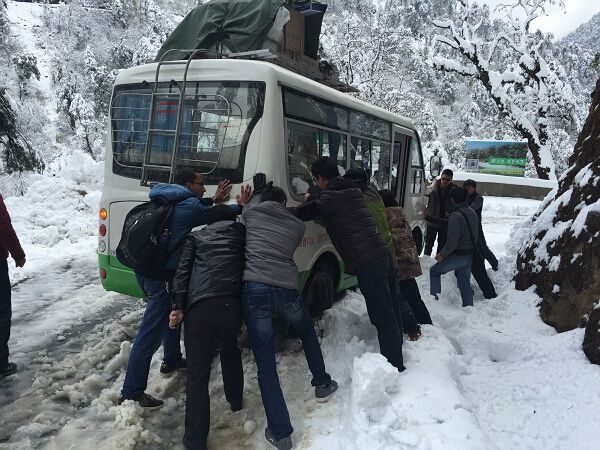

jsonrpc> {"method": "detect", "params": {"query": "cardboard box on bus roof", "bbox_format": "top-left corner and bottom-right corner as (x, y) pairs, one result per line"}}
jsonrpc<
(284, 7), (304, 55)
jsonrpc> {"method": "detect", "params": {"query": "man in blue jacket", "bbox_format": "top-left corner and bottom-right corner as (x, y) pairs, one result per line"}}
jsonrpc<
(118, 168), (251, 409)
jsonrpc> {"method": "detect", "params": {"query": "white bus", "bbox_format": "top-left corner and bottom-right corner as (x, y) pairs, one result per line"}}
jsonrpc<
(98, 57), (428, 316)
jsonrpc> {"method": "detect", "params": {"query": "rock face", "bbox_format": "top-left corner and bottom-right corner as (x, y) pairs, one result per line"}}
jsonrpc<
(514, 77), (600, 333)
(583, 306), (600, 365)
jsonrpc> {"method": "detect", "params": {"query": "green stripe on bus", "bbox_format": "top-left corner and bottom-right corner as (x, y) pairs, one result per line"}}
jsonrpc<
(98, 254), (145, 298)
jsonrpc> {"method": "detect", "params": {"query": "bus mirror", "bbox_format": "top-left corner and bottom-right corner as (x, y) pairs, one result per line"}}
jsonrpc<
(429, 155), (442, 178)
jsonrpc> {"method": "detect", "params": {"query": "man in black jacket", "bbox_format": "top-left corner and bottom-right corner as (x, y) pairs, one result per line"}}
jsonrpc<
(293, 157), (405, 372)
(462, 180), (497, 299)
(424, 169), (457, 256)
(169, 200), (249, 450)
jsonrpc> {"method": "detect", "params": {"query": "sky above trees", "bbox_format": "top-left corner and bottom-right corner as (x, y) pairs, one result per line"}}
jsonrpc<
(480, 0), (600, 38)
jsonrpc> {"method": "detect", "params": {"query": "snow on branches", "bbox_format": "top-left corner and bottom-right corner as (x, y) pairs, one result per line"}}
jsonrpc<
(430, 0), (578, 180)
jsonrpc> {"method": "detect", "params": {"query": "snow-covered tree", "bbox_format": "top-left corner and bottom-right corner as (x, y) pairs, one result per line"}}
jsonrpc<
(431, 0), (578, 180)
(12, 53), (40, 100)
(0, 87), (44, 174)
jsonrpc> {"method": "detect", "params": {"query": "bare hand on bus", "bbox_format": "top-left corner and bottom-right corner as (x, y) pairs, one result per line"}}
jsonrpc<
(236, 184), (253, 206)
(214, 179), (232, 203)
(15, 257), (26, 268)
(169, 310), (184, 329)
(303, 193), (311, 203)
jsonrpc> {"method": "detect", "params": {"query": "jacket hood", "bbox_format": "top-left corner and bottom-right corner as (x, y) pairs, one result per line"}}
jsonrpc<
(449, 202), (469, 213)
(149, 183), (196, 202)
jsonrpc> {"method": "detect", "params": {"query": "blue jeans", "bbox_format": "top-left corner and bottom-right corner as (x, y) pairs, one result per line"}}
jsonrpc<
(430, 254), (474, 307)
(121, 274), (182, 398)
(242, 282), (331, 440)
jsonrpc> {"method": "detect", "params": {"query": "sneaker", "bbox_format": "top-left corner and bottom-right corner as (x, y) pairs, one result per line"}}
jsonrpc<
(265, 427), (292, 450)
(160, 358), (186, 378)
(315, 379), (338, 402)
(0, 362), (17, 378)
(492, 265), (499, 272)
(433, 294), (439, 301)
(118, 393), (164, 410)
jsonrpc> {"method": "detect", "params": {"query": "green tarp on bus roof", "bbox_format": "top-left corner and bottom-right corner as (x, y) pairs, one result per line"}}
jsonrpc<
(155, 0), (287, 62)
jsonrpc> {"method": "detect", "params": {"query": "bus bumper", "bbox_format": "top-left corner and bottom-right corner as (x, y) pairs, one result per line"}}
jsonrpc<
(98, 254), (145, 298)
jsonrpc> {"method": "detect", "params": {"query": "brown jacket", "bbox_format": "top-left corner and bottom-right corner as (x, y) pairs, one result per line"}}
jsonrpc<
(425, 179), (457, 228)
(385, 206), (422, 280)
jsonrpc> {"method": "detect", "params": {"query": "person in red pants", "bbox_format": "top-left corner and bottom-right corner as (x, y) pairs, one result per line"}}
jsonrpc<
(0, 194), (26, 379)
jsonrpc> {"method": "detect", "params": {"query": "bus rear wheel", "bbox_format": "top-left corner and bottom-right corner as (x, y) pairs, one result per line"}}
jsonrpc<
(303, 263), (335, 319)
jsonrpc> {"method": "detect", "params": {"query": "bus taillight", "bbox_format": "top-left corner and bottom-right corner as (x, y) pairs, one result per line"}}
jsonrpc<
(100, 268), (107, 279)
(99, 224), (106, 236)
(100, 208), (107, 220)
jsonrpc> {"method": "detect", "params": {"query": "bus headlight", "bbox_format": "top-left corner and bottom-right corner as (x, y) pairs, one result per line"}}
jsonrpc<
(98, 240), (106, 252)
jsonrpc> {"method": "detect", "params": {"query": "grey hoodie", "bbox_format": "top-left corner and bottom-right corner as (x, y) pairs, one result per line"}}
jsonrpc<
(242, 200), (305, 290)
(440, 202), (479, 258)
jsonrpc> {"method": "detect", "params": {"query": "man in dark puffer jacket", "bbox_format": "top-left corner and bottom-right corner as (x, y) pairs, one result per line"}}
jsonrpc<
(169, 205), (248, 450)
(293, 157), (405, 372)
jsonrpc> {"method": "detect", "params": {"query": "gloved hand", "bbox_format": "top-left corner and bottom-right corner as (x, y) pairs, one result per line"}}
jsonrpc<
(253, 173), (267, 195)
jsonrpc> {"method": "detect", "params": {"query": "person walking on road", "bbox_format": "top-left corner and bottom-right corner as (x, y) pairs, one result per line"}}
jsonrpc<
(293, 157), (405, 372)
(430, 187), (479, 307)
(243, 176), (337, 450)
(168, 206), (247, 450)
(0, 194), (26, 379)
(118, 168), (250, 410)
(424, 169), (457, 256)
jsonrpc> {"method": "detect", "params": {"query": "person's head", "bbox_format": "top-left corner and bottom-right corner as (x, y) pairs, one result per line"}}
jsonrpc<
(378, 189), (399, 208)
(463, 179), (477, 196)
(343, 167), (368, 189)
(261, 184), (287, 205)
(440, 168), (453, 189)
(310, 156), (340, 189)
(450, 186), (467, 204)
(175, 167), (206, 197)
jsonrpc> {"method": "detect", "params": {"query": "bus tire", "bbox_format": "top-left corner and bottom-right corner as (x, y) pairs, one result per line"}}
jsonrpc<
(412, 227), (424, 255)
(303, 263), (335, 319)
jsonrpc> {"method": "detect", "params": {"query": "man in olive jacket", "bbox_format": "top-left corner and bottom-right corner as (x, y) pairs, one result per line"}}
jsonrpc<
(424, 169), (457, 256)
(293, 157), (405, 372)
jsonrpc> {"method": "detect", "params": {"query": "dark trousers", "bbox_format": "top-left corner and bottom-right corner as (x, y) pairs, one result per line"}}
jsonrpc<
(0, 260), (11, 369)
(183, 298), (244, 450)
(395, 284), (420, 333)
(356, 254), (405, 371)
(398, 278), (432, 325)
(471, 252), (497, 299)
(242, 282), (331, 440)
(424, 225), (448, 256)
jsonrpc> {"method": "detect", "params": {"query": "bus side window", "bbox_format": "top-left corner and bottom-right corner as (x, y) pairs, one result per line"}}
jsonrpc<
(372, 142), (391, 190)
(350, 137), (372, 175)
(287, 121), (319, 196)
(320, 130), (346, 171)
(409, 138), (424, 194)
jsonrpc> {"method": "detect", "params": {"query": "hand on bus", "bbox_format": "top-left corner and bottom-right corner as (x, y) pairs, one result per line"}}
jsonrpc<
(303, 192), (311, 203)
(435, 254), (444, 262)
(236, 185), (253, 206)
(169, 310), (184, 329)
(214, 179), (232, 203)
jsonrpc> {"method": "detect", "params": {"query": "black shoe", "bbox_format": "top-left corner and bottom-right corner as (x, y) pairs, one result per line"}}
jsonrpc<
(160, 358), (186, 378)
(0, 362), (17, 378)
(265, 428), (292, 450)
(118, 393), (164, 410)
(492, 265), (499, 272)
(315, 379), (338, 402)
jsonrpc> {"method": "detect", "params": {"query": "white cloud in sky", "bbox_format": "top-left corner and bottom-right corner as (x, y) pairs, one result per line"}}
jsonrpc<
(479, 0), (600, 39)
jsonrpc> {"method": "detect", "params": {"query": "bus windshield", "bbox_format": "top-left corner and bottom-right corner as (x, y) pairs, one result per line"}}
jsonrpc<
(110, 81), (265, 184)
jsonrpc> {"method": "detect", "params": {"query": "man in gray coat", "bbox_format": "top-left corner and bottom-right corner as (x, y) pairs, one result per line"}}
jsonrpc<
(430, 187), (479, 307)
(241, 175), (337, 450)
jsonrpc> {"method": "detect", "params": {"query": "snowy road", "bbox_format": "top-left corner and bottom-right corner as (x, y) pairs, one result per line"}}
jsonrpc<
(2, 192), (599, 450)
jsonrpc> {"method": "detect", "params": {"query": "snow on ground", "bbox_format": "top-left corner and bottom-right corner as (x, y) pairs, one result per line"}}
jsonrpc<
(2, 186), (599, 450)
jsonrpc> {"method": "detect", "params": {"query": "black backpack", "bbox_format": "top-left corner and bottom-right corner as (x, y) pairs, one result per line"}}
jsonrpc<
(116, 196), (183, 278)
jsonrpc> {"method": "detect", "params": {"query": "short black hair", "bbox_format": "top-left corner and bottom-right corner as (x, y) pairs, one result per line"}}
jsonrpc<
(463, 179), (477, 188)
(344, 167), (368, 183)
(378, 189), (398, 208)
(450, 186), (467, 203)
(261, 184), (287, 203)
(311, 156), (340, 180)
(441, 168), (454, 178)
(174, 167), (200, 186)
